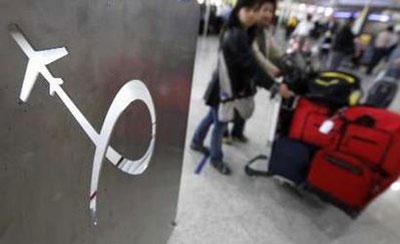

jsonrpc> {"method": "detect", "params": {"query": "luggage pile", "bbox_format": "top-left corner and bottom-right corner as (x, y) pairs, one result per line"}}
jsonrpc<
(291, 99), (400, 217)
(246, 71), (400, 217)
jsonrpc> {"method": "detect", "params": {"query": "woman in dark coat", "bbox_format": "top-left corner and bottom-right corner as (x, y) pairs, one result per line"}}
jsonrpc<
(190, 0), (277, 175)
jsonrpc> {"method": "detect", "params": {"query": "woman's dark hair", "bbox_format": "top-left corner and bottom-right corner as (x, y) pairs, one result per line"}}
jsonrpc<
(226, 0), (262, 28)
(260, 0), (277, 12)
(221, 0), (274, 43)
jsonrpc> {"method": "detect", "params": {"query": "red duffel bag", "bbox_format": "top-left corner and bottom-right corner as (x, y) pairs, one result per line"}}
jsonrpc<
(289, 98), (340, 147)
(334, 106), (400, 176)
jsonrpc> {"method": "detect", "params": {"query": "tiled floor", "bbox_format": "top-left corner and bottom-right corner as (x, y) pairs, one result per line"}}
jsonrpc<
(168, 36), (400, 244)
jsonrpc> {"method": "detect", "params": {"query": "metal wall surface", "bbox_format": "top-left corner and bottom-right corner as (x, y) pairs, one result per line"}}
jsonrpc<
(0, 0), (199, 243)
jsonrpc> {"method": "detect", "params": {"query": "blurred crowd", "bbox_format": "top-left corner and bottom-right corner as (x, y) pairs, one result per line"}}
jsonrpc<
(283, 13), (400, 78)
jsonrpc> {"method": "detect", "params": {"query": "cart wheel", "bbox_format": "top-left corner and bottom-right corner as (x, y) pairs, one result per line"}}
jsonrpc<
(348, 209), (361, 219)
(245, 165), (255, 176)
(275, 177), (286, 186)
(244, 165), (273, 177)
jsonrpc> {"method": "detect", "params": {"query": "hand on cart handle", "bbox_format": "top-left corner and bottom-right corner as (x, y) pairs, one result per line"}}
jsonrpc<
(270, 77), (294, 100)
(269, 83), (280, 99)
(279, 83), (293, 99)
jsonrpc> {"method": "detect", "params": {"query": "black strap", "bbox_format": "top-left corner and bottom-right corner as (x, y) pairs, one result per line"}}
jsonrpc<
(354, 115), (376, 127)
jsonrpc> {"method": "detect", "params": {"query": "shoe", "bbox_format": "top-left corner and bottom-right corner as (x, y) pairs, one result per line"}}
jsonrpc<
(211, 160), (232, 175)
(232, 134), (248, 143)
(222, 135), (233, 145)
(190, 143), (209, 155)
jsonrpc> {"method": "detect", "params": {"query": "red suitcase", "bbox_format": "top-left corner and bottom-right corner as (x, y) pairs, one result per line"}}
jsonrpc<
(335, 106), (400, 175)
(289, 98), (339, 147)
(307, 150), (379, 215)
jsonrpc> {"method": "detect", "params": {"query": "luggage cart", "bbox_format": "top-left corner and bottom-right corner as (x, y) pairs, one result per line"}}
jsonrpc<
(244, 78), (299, 186)
(244, 84), (282, 177)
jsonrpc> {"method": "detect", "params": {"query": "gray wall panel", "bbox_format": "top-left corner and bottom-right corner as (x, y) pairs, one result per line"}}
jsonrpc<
(0, 0), (199, 243)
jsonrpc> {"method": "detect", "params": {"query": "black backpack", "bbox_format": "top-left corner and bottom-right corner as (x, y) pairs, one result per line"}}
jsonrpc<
(366, 78), (398, 108)
(307, 71), (361, 110)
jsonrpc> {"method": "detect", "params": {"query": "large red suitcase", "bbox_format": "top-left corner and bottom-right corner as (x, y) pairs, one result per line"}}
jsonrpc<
(289, 98), (339, 147)
(334, 106), (400, 176)
(307, 150), (379, 215)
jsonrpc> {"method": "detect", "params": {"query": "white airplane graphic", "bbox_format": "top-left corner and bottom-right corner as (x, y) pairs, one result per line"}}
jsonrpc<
(10, 25), (68, 102)
(10, 24), (157, 226)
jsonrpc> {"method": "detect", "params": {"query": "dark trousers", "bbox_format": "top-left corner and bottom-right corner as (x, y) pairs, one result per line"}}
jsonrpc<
(367, 48), (387, 74)
(327, 51), (347, 70)
(224, 111), (246, 137)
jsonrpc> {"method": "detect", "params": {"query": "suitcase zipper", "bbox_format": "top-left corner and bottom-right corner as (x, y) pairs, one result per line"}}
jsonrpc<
(325, 155), (363, 176)
(349, 135), (379, 145)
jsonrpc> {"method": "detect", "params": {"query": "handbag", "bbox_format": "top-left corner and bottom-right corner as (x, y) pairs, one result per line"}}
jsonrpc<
(217, 52), (255, 122)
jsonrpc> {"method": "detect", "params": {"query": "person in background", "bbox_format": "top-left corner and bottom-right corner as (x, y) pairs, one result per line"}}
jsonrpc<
(320, 31), (333, 62)
(326, 17), (338, 33)
(385, 29), (400, 61)
(385, 42), (400, 79)
(285, 16), (298, 40)
(327, 18), (355, 70)
(223, 0), (283, 144)
(252, 0), (283, 78)
(351, 32), (372, 69)
(217, 2), (233, 26)
(190, 0), (270, 175)
(190, 0), (289, 175)
(292, 14), (314, 50)
(366, 25), (398, 75)
(310, 19), (324, 40)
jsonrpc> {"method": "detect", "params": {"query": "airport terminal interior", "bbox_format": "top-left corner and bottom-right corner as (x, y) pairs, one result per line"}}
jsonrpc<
(168, 35), (400, 244)
(3, 0), (400, 243)
(170, 0), (400, 243)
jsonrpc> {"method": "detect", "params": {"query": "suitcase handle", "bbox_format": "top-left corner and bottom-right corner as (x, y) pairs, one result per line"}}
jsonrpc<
(354, 115), (375, 127)
(337, 110), (376, 128)
(325, 155), (363, 176)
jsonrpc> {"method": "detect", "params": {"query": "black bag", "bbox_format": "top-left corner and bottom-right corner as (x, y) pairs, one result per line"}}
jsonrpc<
(307, 71), (361, 109)
(277, 54), (313, 95)
(366, 79), (398, 108)
(268, 137), (314, 185)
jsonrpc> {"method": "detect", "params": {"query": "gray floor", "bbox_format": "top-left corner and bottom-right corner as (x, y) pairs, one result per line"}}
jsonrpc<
(168, 37), (400, 244)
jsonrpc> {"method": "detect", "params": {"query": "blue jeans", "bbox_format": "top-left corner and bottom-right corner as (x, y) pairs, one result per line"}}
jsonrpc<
(192, 106), (227, 162)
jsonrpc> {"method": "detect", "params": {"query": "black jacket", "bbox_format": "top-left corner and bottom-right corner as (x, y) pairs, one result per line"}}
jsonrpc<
(204, 27), (275, 107)
(332, 25), (355, 55)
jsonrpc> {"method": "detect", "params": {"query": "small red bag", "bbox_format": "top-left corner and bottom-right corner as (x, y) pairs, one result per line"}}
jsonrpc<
(289, 98), (339, 147)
